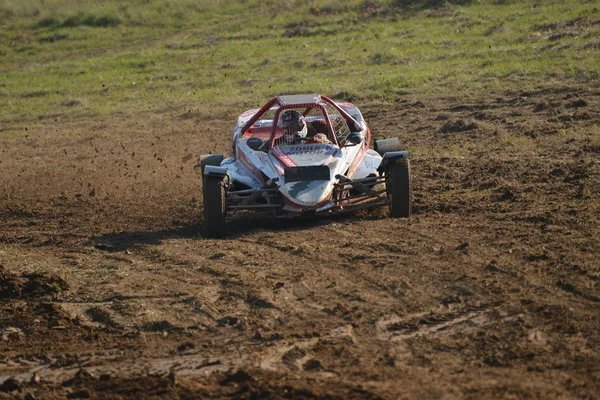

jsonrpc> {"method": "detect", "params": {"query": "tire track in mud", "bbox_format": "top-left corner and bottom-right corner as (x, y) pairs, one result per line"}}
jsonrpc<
(375, 301), (504, 341)
(258, 324), (357, 373)
(49, 243), (230, 331)
(0, 212), (540, 387)
(226, 226), (409, 324)
(81, 236), (323, 332)
(0, 353), (233, 386)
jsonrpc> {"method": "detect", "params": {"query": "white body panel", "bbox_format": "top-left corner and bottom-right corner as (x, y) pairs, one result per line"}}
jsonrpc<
(221, 100), (384, 213)
(226, 139), (381, 209)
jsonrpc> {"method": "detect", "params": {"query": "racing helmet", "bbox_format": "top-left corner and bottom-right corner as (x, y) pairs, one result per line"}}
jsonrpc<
(278, 110), (307, 140)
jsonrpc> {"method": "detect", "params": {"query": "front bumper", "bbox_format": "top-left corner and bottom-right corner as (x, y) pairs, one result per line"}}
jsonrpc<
(224, 175), (388, 219)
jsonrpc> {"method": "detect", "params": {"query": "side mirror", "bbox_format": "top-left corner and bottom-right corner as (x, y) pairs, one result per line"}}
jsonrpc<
(246, 137), (264, 150)
(346, 132), (363, 145)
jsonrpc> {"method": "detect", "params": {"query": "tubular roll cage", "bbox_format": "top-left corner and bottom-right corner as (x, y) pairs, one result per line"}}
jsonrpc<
(239, 95), (362, 149)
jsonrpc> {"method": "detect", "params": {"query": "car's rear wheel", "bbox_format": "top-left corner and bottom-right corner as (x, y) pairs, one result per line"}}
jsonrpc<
(386, 158), (412, 218)
(203, 175), (227, 238)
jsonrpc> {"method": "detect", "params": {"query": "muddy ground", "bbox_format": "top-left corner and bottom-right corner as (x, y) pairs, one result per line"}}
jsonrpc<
(1, 85), (599, 399)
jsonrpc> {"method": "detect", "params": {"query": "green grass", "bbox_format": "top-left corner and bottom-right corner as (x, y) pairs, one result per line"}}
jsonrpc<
(0, 0), (599, 124)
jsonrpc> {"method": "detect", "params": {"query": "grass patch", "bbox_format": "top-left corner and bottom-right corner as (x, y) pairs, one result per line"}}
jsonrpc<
(0, 0), (598, 123)
(36, 14), (121, 29)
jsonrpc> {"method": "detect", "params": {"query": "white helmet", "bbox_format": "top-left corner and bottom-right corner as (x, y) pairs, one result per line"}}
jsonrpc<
(278, 110), (307, 140)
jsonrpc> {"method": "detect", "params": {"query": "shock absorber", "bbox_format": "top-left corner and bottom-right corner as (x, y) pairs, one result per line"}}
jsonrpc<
(238, 177), (278, 206)
(335, 174), (376, 195)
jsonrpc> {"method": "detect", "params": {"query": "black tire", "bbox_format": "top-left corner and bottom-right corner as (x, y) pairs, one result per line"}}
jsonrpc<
(203, 175), (227, 238)
(374, 138), (403, 156)
(386, 158), (412, 218)
(200, 154), (224, 175)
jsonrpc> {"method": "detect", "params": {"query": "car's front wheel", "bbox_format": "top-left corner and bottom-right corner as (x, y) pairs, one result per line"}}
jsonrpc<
(203, 175), (227, 238)
(386, 158), (412, 218)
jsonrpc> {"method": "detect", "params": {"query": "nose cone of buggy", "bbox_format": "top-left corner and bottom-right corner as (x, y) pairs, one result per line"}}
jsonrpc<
(269, 144), (341, 211)
(280, 180), (334, 210)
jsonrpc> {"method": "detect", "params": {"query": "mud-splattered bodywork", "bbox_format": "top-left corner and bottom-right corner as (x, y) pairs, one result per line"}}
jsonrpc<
(202, 94), (406, 219)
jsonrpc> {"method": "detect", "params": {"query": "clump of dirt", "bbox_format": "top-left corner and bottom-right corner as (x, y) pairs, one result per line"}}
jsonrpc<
(566, 98), (588, 108)
(142, 320), (176, 332)
(85, 306), (121, 329)
(0, 265), (69, 299)
(438, 119), (478, 133)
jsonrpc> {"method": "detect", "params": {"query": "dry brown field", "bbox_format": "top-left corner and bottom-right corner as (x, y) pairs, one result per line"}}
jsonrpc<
(1, 85), (600, 398)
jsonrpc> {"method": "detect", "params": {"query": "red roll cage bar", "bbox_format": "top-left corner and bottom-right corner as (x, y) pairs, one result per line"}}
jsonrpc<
(239, 94), (362, 149)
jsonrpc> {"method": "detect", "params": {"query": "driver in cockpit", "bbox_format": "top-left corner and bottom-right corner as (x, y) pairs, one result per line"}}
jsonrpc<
(275, 110), (331, 146)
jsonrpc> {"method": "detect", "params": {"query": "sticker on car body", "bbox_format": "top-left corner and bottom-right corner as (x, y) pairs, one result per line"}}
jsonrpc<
(286, 145), (336, 156)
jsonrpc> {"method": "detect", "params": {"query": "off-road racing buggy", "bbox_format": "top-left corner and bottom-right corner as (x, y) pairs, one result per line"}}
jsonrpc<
(200, 94), (411, 237)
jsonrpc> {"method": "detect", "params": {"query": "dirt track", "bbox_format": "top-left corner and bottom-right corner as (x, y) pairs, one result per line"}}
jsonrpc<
(1, 86), (600, 399)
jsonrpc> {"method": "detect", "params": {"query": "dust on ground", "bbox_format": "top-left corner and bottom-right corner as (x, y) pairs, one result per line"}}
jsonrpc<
(1, 85), (599, 399)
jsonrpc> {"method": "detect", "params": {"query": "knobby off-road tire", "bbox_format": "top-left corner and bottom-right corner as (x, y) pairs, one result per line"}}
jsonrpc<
(203, 175), (227, 238)
(386, 158), (412, 218)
